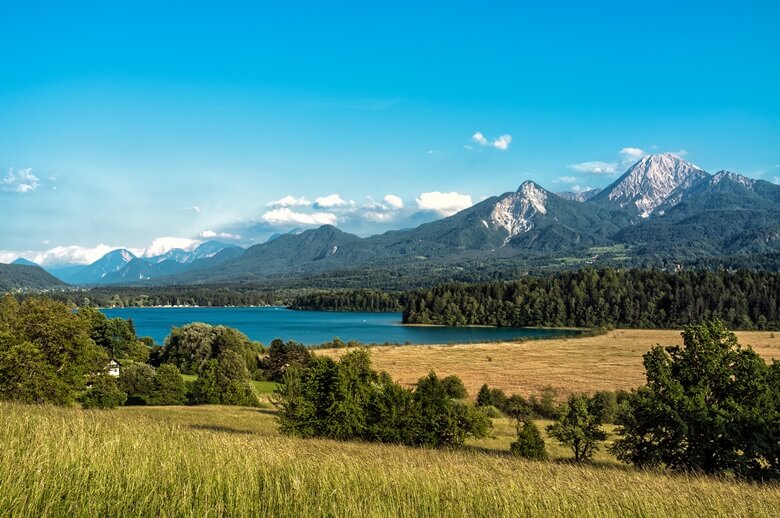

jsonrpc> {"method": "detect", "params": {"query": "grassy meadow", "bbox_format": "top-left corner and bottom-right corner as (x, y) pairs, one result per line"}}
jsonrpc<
(318, 329), (780, 398)
(2, 330), (779, 517)
(2, 403), (779, 517)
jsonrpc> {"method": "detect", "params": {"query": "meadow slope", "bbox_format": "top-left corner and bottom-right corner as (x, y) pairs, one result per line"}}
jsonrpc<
(1, 403), (779, 517)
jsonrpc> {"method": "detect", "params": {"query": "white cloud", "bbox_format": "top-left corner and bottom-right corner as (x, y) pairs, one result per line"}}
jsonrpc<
(1, 244), (117, 266)
(383, 194), (404, 209)
(472, 132), (489, 146)
(199, 230), (241, 240)
(567, 161), (618, 175)
(557, 176), (579, 184)
(1, 167), (40, 193)
(268, 195), (312, 208)
(358, 195), (405, 223)
(261, 207), (338, 226)
(492, 134), (512, 150)
(670, 149), (689, 157)
(314, 194), (350, 208)
(139, 237), (201, 257)
(189, 206), (201, 214)
(471, 132), (512, 151)
(415, 191), (473, 217)
(619, 147), (646, 163)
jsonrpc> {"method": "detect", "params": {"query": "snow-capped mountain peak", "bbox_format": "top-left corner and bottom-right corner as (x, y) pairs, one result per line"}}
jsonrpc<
(598, 153), (708, 217)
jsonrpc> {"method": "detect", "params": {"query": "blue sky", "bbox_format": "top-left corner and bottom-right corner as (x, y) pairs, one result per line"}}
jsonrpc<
(2, 1), (779, 264)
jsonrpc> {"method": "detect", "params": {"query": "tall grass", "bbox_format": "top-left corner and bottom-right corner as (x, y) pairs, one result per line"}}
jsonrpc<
(0, 403), (777, 517)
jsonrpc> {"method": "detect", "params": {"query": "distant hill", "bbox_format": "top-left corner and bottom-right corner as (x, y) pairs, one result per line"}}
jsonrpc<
(0, 264), (68, 292)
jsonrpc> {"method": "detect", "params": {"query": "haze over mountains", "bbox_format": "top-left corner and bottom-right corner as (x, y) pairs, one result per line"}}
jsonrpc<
(5, 153), (780, 289)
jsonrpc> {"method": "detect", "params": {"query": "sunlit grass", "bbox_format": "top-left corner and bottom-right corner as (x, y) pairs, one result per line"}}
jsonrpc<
(1, 403), (776, 517)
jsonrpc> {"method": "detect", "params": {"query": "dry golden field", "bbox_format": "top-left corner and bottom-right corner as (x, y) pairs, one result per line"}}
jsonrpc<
(317, 329), (780, 399)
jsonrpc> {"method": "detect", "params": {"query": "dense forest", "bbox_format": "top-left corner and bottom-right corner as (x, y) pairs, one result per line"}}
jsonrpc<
(289, 289), (406, 312)
(402, 269), (780, 330)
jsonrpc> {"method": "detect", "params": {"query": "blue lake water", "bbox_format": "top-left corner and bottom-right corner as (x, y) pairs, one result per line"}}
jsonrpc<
(100, 307), (578, 346)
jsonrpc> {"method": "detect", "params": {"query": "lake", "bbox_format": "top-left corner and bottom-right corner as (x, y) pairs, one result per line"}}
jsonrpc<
(101, 306), (578, 346)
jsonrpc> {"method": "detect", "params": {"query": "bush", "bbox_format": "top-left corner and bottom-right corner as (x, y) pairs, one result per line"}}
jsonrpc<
(80, 374), (127, 409)
(511, 421), (548, 460)
(529, 386), (559, 419)
(475, 384), (507, 410)
(480, 405), (503, 418)
(274, 353), (491, 448)
(149, 364), (187, 406)
(441, 375), (468, 399)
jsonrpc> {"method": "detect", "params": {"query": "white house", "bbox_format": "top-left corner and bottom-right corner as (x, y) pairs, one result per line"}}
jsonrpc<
(107, 359), (121, 377)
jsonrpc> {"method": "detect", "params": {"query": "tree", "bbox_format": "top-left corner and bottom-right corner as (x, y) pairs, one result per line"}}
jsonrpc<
(511, 421), (548, 460)
(611, 321), (780, 480)
(162, 323), (217, 374)
(476, 384), (492, 407)
(150, 364), (187, 405)
(273, 354), (490, 448)
(441, 374), (468, 399)
(0, 339), (62, 404)
(260, 339), (312, 381)
(547, 395), (607, 462)
(80, 374), (127, 409)
(413, 372), (491, 447)
(192, 350), (259, 407)
(0, 297), (107, 405)
(118, 363), (156, 405)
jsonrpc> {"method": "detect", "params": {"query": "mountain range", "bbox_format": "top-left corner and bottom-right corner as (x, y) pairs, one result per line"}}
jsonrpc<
(26, 241), (244, 285)
(5, 153), (780, 289)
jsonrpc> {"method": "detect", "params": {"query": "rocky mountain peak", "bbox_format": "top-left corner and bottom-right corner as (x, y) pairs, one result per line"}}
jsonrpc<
(599, 153), (708, 217)
(489, 182), (549, 241)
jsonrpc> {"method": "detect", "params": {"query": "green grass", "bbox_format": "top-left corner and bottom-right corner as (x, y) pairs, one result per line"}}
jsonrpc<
(179, 374), (277, 395)
(0, 403), (777, 517)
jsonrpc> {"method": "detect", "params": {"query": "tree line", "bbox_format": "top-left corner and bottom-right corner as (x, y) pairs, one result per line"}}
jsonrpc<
(289, 289), (407, 312)
(402, 268), (780, 329)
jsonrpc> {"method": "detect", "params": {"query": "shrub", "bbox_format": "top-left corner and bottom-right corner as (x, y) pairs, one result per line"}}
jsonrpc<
(511, 421), (548, 460)
(480, 405), (503, 418)
(529, 386), (559, 419)
(441, 374), (468, 399)
(80, 374), (127, 409)
(475, 384), (507, 410)
(274, 354), (491, 448)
